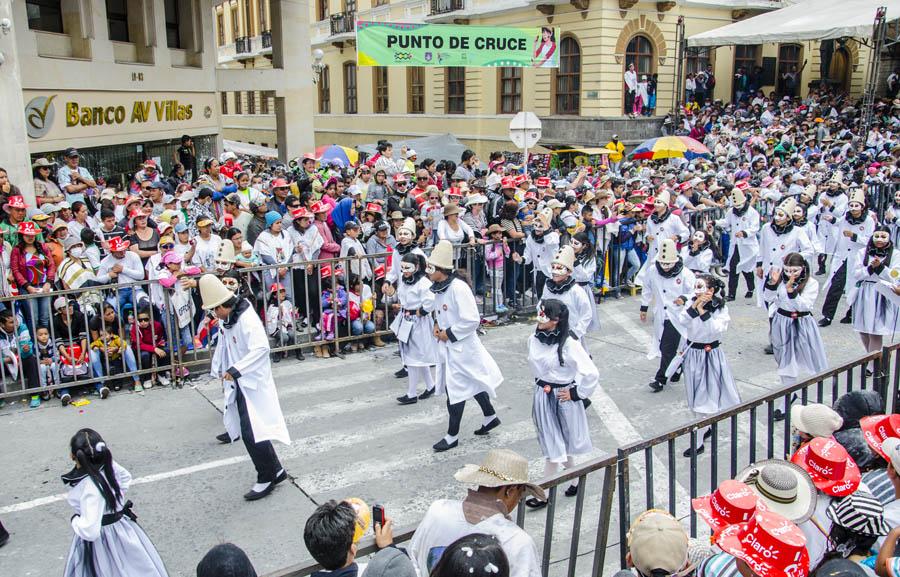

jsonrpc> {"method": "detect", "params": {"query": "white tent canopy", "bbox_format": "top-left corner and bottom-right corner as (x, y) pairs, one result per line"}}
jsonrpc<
(687, 0), (900, 47)
(223, 139), (279, 158)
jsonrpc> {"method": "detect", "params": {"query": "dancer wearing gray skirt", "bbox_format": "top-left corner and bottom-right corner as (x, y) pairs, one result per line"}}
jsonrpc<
(672, 274), (740, 458)
(850, 225), (900, 371)
(763, 252), (829, 387)
(526, 299), (599, 508)
(63, 429), (168, 577)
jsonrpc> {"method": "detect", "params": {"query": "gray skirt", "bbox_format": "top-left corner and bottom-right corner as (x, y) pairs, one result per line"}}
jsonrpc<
(852, 281), (900, 336)
(770, 313), (829, 380)
(682, 345), (741, 415)
(393, 314), (440, 367)
(64, 516), (169, 577)
(532, 383), (593, 463)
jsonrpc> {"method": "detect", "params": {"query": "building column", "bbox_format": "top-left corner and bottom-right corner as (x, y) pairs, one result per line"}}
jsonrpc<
(270, 0), (315, 162)
(0, 0), (35, 203)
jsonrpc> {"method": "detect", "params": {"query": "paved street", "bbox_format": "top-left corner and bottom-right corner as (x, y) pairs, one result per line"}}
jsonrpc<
(0, 291), (876, 577)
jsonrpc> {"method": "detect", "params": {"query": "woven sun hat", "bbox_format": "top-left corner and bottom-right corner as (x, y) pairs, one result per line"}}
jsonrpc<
(454, 449), (545, 501)
(426, 240), (454, 271)
(199, 274), (235, 310)
(737, 459), (817, 523)
(791, 403), (844, 438)
(826, 489), (890, 536)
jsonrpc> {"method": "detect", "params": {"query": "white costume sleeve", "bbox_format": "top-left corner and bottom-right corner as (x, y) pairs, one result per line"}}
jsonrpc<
(447, 281), (480, 342)
(228, 313), (270, 389)
(71, 483), (104, 542)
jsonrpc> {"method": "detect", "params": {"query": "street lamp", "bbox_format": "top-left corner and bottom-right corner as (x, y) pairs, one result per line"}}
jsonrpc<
(312, 48), (325, 84)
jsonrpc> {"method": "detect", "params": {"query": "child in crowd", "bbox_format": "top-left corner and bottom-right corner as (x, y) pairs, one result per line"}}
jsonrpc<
(315, 267), (348, 358)
(80, 228), (101, 272)
(265, 283), (300, 362)
(35, 326), (58, 398)
(157, 252), (196, 378)
(235, 241), (258, 267)
(130, 305), (171, 389)
(0, 309), (40, 407)
(89, 328), (126, 391)
(346, 274), (376, 352)
(484, 224), (511, 314)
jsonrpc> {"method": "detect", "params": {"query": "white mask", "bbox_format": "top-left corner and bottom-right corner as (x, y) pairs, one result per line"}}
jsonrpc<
(400, 262), (417, 274)
(536, 306), (550, 324)
(551, 263), (569, 277)
(849, 201), (863, 212)
(397, 229), (413, 242)
(873, 231), (890, 246)
(775, 209), (789, 224)
(70, 247), (84, 258)
(694, 280), (708, 296)
(691, 232), (706, 244)
(784, 266), (804, 278)
(425, 264), (435, 275)
(659, 261), (676, 271)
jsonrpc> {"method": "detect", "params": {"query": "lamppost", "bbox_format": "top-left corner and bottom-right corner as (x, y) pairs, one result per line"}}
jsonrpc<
(311, 48), (325, 84)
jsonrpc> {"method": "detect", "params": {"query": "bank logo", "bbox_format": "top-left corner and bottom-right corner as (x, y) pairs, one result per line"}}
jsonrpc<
(25, 95), (57, 139)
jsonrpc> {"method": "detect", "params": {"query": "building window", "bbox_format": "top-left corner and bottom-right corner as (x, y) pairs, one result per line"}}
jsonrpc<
(344, 63), (357, 114)
(446, 67), (465, 114)
(164, 0), (181, 49)
(625, 35), (654, 79)
(734, 45), (759, 78)
(319, 66), (331, 113)
(374, 0), (389, 5)
(685, 47), (711, 76)
(554, 37), (581, 115)
(231, 4), (240, 39)
(318, 0), (329, 21)
(259, 0), (268, 31)
(247, 91), (256, 115)
(234, 91), (242, 115)
(777, 44), (803, 94)
(261, 91), (273, 114)
(408, 67), (425, 114)
(374, 67), (389, 113)
(217, 11), (225, 46)
(344, 0), (357, 13)
(26, 0), (63, 33)
(106, 0), (130, 42)
(221, 92), (228, 115)
(499, 67), (522, 114)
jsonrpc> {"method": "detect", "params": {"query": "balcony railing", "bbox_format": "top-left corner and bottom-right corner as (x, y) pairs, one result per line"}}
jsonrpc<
(261, 29), (272, 49)
(235, 36), (252, 54)
(329, 12), (356, 36)
(429, 0), (464, 16)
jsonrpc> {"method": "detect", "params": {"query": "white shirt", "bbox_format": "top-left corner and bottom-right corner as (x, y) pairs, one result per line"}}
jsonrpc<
(192, 234), (223, 272)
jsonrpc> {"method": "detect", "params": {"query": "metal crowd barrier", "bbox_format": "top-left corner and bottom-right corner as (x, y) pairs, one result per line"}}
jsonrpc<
(264, 343), (899, 577)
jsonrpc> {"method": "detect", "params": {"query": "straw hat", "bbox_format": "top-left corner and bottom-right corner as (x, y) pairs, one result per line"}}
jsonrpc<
(715, 510), (809, 577)
(861, 414), (900, 460)
(442, 204), (460, 217)
(453, 449), (545, 500)
(199, 274), (235, 310)
(791, 437), (861, 497)
(849, 187), (866, 205)
(552, 245), (575, 272)
(691, 479), (767, 536)
(737, 459), (817, 523)
(791, 404), (843, 438)
(546, 199), (564, 210)
(777, 197), (797, 216)
(656, 239), (679, 264)
(427, 240), (454, 271)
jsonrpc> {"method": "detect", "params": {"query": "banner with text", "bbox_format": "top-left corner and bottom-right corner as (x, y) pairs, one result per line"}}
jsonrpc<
(356, 21), (560, 68)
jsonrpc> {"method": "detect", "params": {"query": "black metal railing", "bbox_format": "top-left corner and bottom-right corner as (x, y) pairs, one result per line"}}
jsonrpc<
(235, 36), (252, 54)
(429, 0), (465, 16)
(329, 12), (356, 36)
(261, 29), (272, 49)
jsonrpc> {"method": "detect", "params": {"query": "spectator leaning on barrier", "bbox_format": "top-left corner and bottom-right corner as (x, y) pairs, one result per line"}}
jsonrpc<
(616, 509), (690, 577)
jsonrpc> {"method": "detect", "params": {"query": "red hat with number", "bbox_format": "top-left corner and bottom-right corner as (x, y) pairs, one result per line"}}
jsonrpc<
(107, 236), (131, 252)
(500, 176), (516, 189)
(692, 479), (768, 536)
(514, 174), (528, 187)
(735, 180), (751, 191)
(4, 196), (28, 212)
(291, 206), (313, 220)
(17, 221), (38, 236)
(861, 414), (900, 460)
(447, 187), (463, 198)
(536, 177), (552, 188)
(791, 437), (861, 496)
(270, 283), (285, 293)
(311, 201), (329, 213)
(365, 202), (382, 214)
(524, 190), (537, 200)
(715, 510), (809, 577)
(271, 178), (290, 189)
(374, 263), (386, 280)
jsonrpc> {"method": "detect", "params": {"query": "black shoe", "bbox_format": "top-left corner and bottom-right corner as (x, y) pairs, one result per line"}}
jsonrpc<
(866, 369), (874, 377)
(818, 318), (832, 327)
(0, 522), (8, 548)
(764, 344), (774, 355)
(243, 482), (275, 501)
(525, 497), (548, 509)
(394, 367), (408, 378)
(670, 371), (681, 383)
(113, 383), (122, 392)
(474, 417), (501, 436)
(725, 295), (736, 302)
(816, 267), (827, 276)
(683, 444), (705, 458)
(272, 469), (288, 486)
(648, 380), (664, 392)
(216, 432), (239, 444)
(99, 386), (110, 399)
(272, 353), (282, 363)
(418, 387), (435, 400)
(773, 409), (787, 422)
(565, 484), (579, 497)
(60, 393), (71, 406)
(396, 394), (418, 405)
(744, 290), (754, 298)
(295, 349), (305, 361)
(839, 314), (852, 324)
(433, 438), (458, 452)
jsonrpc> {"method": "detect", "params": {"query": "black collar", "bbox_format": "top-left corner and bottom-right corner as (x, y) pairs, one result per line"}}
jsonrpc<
(531, 231), (546, 244)
(62, 466), (90, 486)
(395, 242), (415, 255)
(545, 276), (576, 294)
(689, 241), (711, 256)
(732, 202), (750, 217)
(656, 260), (684, 278)
(771, 220), (794, 236)
(650, 209), (672, 224)
(430, 273), (455, 294)
(223, 298), (251, 329)
(402, 270), (424, 285)
(535, 328), (562, 345)
(846, 211), (867, 225)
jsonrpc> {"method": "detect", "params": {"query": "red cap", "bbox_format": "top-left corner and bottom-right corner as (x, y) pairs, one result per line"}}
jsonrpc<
(447, 187), (463, 198)
(17, 221), (38, 236)
(524, 190), (537, 200)
(536, 177), (551, 188)
(271, 178), (290, 189)
(679, 181), (693, 191)
(393, 173), (408, 184)
(5, 196), (28, 211)
(735, 180), (750, 191)
(143, 159), (158, 168)
(108, 236), (131, 252)
(270, 283), (285, 293)
(514, 174), (527, 186)
(291, 207), (313, 220)
(861, 414), (900, 460)
(692, 479), (767, 536)
(365, 202), (382, 214)
(791, 437), (861, 496)
(311, 201), (329, 213)
(500, 176), (516, 189)
(715, 510), (809, 577)
(320, 264), (343, 279)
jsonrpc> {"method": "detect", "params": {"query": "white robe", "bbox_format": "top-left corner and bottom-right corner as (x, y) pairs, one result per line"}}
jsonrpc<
(538, 281), (594, 340)
(210, 302), (291, 446)
(640, 263), (697, 359)
(523, 232), (560, 279)
(390, 275), (440, 367)
(635, 212), (690, 285)
(433, 277), (503, 404)
(716, 206), (760, 273)
(572, 254), (599, 332)
(682, 246), (713, 274)
(825, 214), (876, 295)
(817, 192), (848, 256)
(755, 224), (814, 306)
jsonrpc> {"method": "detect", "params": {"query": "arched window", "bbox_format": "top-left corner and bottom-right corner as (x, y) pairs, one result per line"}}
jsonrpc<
(625, 35), (654, 79)
(343, 62), (357, 114)
(554, 36), (581, 115)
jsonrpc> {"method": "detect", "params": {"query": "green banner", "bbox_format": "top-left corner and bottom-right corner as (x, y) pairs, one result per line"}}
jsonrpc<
(356, 21), (560, 68)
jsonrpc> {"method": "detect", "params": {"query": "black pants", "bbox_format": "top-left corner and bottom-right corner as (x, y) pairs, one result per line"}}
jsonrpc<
(138, 350), (170, 372)
(534, 270), (548, 300)
(237, 386), (283, 483)
(821, 261), (847, 320)
(655, 320), (681, 385)
(727, 247), (755, 297)
(293, 268), (322, 331)
(446, 391), (495, 436)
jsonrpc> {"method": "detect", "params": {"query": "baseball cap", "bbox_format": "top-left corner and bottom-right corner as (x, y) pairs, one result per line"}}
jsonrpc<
(627, 510), (688, 576)
(63, 147), (79, 158)
(53, 296), (71, 311)
(174, 222), (188, 233)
